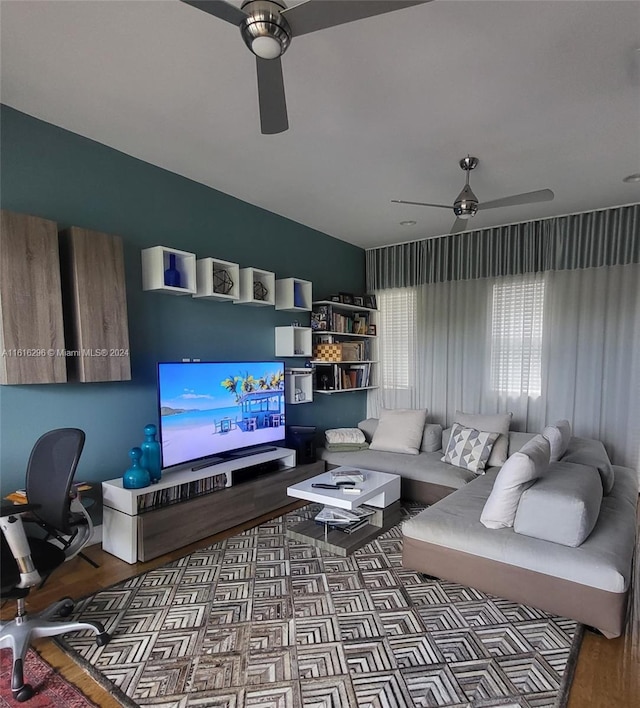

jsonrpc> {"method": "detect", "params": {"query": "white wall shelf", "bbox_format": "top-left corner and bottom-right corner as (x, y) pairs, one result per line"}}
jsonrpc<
(275, 326), (312, 357)
(141, 246), (197, 295)
(285, 368), (314, 404)
(234, 267), (276, 306)
(193, 257), (240, 301)
(275, 278), (312, 311)
(312, 300), (378, 393)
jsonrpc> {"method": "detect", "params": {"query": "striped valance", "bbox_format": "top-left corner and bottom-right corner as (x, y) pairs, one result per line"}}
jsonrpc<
(366, 203), (639, 290)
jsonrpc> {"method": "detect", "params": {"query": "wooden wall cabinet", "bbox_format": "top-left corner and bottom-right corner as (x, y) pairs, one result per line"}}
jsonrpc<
(0, 210), (67, 384)
(60, 227), (131, 382)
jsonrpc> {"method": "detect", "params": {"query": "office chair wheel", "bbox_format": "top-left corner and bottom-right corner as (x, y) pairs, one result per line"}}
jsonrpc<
(96, 631), (111, 647)
(13, 683), (34, 702)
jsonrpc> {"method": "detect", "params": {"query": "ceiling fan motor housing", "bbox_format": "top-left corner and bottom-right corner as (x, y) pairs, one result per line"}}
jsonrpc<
(454, 184), (479, 218)
(240, 1), (291, 59)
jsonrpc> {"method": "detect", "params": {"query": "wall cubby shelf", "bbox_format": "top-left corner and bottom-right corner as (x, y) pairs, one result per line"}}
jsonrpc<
(275, 326), (312, 357)
(275, 278), (312, 311)
(141, 246), (197, 295)
(285, 368), (314, 404)
(193, 257), (240, 301)
(234, 267), (276, 306)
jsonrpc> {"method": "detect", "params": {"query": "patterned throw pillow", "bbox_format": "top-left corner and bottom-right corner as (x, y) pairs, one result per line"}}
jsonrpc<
(441, 423), (499, 474)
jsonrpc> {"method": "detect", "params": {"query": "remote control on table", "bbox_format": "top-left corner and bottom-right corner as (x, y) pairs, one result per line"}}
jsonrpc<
(311, 483), (340, 489)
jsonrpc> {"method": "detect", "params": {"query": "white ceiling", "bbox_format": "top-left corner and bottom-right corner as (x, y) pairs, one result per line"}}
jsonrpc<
(1, 0), (639, 248)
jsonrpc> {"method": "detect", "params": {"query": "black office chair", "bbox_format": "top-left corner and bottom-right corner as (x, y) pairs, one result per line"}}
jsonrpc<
(0, 429), (110, 702)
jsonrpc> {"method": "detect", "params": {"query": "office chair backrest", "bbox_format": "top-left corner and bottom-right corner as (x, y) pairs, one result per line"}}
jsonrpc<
(25, 428), (85, 533)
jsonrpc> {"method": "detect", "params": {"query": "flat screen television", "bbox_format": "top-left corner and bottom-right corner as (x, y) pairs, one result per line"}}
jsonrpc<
(157, 361), (286, 470)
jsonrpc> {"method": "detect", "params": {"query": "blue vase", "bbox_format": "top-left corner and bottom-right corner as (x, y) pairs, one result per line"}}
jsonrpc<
(164, 253), (182, 288)
(141, 423), (162, 484)
(123, 447), (151, 489)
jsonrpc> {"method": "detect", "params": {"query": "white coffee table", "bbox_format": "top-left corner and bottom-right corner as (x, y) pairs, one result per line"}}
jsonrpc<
(286, 466), (402, 556)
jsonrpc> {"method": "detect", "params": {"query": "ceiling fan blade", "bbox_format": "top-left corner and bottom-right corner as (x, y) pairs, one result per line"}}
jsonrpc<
(391, 199), (451, 209)
(450, 218), (468, 234)
(256, 57), (289, 134)
(180, 0), (247, 25)
(283, 0), (431, 37)
(479, 189), (555, 211)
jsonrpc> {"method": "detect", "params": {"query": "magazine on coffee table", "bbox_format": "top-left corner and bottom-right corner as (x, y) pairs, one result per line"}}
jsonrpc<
(330, 469), (365, 484)
(314, 505), (375, 524)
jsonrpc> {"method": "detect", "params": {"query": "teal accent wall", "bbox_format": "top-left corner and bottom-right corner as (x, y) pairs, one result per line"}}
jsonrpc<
(0, 105), (366, 496)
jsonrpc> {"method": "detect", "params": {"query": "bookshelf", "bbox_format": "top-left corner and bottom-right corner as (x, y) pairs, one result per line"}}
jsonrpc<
(311, 300), (378, 394)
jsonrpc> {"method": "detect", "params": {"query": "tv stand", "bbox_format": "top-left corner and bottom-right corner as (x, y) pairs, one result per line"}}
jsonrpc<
(102, 448), (324, 563)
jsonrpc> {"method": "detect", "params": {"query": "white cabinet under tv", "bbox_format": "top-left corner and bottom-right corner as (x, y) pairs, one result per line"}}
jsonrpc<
(102, 448), (315, 563)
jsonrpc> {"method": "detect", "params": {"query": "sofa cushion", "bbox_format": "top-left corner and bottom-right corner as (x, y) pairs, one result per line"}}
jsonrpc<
(562, 437), (615, 495)
(480, 434), (550, 529)
(542, 419), (572, 461)
(402, 463), (638, 594)
(319, 448), (476, 489)
(325, 428), (366, 445)
(442, 423), (498, 474)
(370, 409), (427, 455)
(514, 461), (602, 547)
(421, 423), (443, 453)
(454, 411), (513, 467)
(358, 418), (378, 442)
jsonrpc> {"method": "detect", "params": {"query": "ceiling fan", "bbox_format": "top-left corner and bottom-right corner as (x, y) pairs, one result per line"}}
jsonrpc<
(180, 0), (430, 134)
(392, 156), (555, 234)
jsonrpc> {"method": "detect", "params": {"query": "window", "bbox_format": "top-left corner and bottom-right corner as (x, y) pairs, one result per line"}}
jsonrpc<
(377, 288), (415, 390)
(490, 277), (545, 396)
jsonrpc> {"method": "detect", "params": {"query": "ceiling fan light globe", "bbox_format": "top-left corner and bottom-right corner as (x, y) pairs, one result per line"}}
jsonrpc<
(251, 35), (283, 59)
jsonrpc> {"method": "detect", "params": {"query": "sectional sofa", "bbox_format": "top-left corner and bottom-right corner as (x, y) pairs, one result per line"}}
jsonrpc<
(319, 415), (638, 638)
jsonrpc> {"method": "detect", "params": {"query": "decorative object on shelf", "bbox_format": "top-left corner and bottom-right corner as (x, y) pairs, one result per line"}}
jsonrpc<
(253, 280), (269, 301)
(314, 343), (343, 362)
(140, 423), (162, 484)
(330, 294), (341, 302)
(293, 281), (305, 308)
(339, 292), (354, 305)
(295, 388), (306, 402)
(213, 268), (234, 295)
(122, 447), (151, 489)
(353, 296), (364, 307)
(164, 253), (182, 288)
(367, 325), (377, 336)
(364, 294), (377, 309)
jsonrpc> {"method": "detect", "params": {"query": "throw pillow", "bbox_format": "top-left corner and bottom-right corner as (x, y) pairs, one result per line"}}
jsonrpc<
(542, 419), (572, 461)
(325, 428), (366, 445)
(480, 434), (550, 529)
(369, 408), (428, 455)
(358, 418), (379, 442)
(441, 423), (499, 474)
(454, 411), (513, 467)
(562, 436), (615, 495)
(421, 423), (444, 453)
(514, 461), (602, 547)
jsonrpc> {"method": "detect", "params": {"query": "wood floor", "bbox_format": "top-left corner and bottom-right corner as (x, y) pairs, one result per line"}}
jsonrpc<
(2, 501), (638, 708)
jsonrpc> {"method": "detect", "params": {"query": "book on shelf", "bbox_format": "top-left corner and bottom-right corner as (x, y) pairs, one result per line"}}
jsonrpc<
(311, 304), (371, 335)
(136, 472), (227, 512)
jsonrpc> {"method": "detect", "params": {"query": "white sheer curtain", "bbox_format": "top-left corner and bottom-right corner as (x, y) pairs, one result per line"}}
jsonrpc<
(369, 264), (640, 472)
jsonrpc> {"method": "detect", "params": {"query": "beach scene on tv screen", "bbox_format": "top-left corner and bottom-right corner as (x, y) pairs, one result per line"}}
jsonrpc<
(159, 362), (285, 468)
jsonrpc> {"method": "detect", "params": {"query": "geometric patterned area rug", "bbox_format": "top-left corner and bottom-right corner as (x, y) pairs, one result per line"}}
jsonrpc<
(57, 504), (582, 707)
(0, 648), (97, 707)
